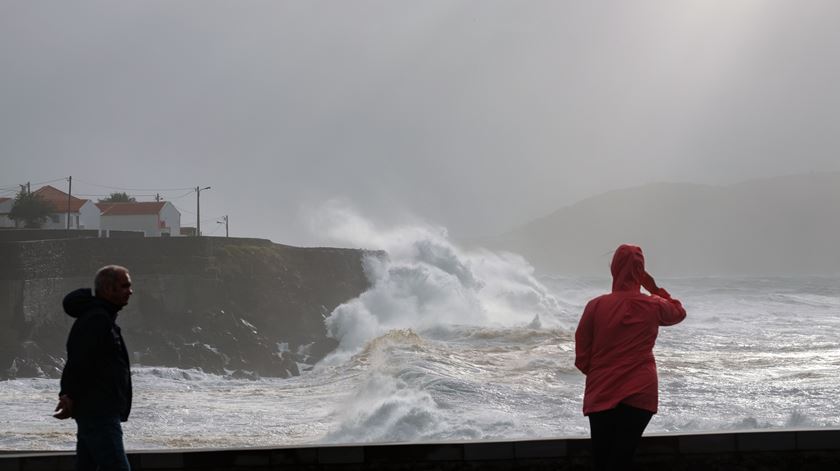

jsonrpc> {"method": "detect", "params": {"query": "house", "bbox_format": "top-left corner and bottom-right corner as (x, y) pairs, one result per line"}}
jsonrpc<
(97, 201), (181, 237)
(31, 185), (100, 230)
(0, 197), (13, 228)
(5, 184), (183, 236)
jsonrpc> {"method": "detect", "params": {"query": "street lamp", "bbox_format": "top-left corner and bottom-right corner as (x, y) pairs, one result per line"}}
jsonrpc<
(196, 186), (211, 236)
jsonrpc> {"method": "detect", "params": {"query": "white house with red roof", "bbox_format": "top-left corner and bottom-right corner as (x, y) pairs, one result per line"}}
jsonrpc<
(0, 197), (14, 228)
(4, 185), (182, 235)
(97, 201), (181, 237)
(31, 185), (100, 230)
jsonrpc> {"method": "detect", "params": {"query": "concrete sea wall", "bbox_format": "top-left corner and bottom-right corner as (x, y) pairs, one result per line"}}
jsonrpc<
(2, 430), (839, 470)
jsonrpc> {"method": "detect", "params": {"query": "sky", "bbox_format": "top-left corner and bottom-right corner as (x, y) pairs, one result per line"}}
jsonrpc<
(1, 1), (839, 245)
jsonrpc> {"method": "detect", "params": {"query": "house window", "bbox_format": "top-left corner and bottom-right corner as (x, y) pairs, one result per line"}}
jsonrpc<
(50, 215), (60, 223)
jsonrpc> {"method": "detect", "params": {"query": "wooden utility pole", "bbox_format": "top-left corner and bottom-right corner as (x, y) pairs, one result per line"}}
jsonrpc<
(195, 186), (210, 236)
(66, 176), (72, 229)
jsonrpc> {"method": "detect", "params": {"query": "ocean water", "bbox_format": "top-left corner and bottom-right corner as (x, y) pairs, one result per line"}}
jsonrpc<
(1, 218), (838, 450)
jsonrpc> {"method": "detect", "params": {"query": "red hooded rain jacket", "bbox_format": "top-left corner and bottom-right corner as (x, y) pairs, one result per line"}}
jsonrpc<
(574, 244), (686, 415)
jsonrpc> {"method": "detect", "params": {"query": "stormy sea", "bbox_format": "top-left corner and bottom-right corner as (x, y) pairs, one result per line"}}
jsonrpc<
(1, 220), (838, 450)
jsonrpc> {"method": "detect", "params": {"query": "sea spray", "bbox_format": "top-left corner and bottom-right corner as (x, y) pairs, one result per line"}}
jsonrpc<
(3, 276), (839, 449)
(3, 201), (838, 449)
(310, 201), (567, 364)
(320, 328), (522, 444)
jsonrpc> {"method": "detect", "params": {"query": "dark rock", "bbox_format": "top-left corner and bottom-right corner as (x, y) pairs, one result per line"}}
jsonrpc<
(4, 340), (63, 379)
(228, 369), (260, 380)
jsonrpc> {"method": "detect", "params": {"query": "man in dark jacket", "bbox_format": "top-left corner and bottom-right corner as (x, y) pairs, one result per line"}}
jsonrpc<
(54, 265), (133, 471)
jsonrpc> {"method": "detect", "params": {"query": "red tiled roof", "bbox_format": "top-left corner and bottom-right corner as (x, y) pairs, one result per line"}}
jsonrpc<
(32, 185), (88, 212)
(97, 202), (167, 216)
(0, 197), (10, 204)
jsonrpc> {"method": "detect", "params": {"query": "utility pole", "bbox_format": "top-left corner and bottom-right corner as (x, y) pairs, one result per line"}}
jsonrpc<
(195, 186), (211, 236)
(66, 176), (73, 229)
(218, 215), (229, 237)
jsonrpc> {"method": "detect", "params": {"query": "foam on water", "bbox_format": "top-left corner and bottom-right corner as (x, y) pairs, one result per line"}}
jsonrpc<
(2, 209), (839, 450)
(320, 326), (579, 444)
(311, 202), (568, 365)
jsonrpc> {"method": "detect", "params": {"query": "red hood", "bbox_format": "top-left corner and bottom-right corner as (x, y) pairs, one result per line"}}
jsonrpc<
(611, 244), (645, 292)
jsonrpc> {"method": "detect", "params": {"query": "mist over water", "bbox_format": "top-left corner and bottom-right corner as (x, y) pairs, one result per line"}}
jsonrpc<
(1, 211), (839, 450)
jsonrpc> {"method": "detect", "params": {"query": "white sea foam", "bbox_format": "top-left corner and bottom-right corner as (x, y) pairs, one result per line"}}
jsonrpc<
(311, 202), (567, 365)
(322, 372), (450, 443)
(1, 208), (838, 450)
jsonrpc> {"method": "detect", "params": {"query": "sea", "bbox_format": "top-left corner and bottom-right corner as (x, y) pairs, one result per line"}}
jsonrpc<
(1, 220), (838, 451)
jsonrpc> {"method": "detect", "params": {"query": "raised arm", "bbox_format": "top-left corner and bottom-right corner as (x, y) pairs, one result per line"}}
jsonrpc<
(652, 288), (686, 326)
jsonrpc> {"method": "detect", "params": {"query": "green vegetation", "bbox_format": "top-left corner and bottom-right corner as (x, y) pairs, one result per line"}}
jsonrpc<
(8, 190), (54, 228)
(98, 192), (136, 203)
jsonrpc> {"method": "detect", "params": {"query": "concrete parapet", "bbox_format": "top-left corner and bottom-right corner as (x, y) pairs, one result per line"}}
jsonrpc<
(2, 429), (839, 470)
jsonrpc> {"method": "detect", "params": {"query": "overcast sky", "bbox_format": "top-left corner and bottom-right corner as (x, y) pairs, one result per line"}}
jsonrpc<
(2, 1), (838, 245)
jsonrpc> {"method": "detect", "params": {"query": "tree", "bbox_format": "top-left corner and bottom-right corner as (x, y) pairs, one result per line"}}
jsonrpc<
(98, 192), (136, 203)
(8, 190), (54, 228)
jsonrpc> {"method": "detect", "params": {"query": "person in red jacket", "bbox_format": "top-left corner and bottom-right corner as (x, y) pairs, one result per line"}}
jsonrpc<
(575, 244), (686, 471)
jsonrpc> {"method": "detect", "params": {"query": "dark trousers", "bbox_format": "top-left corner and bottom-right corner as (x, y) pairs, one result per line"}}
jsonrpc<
(75, 416), (130, 471)
(588, 403), (653, 471)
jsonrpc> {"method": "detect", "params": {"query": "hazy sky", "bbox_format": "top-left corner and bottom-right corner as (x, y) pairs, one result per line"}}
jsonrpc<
(2, 1), (838, 245)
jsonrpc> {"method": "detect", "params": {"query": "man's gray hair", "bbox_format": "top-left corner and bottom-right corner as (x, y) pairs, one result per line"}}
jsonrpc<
(94, 265), (129, 295)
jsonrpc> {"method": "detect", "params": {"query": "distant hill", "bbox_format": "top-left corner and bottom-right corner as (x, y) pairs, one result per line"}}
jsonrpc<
(476, 172), (840, 276)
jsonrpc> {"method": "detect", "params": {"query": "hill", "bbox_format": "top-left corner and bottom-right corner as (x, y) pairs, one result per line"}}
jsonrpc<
(478, 172), (840, 276)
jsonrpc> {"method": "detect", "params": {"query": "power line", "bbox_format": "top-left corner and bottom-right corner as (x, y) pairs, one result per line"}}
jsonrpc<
(0, 177), (66, 191)
(206, 223), (225, 236)
(75, 193), (161, 198)
(71, 178), (194, 192)
(179, 214), (224, 226)
(168, 190), (197, 200)
(71, 189), (196, 201)
(177, 206), (195, 215)
(200, 215), (224, 223)
(4, 178), (200, 195)
(32, 177), (69, 186)
(189, 215), (225, 224)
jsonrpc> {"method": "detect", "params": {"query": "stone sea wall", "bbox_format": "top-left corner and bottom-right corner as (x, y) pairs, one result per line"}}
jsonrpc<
(0, 236), (375, 379)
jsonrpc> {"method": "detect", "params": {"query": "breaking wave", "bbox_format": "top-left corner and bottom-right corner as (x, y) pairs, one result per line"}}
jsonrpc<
(310, 201), (569, 365)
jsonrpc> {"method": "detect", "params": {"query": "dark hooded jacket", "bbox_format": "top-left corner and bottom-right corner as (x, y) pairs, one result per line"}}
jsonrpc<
(59, 288), (132, 421)
(574, 244), (686, 415)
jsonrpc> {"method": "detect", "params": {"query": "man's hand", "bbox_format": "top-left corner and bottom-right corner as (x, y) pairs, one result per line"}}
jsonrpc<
(53, 394), (74, 420)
